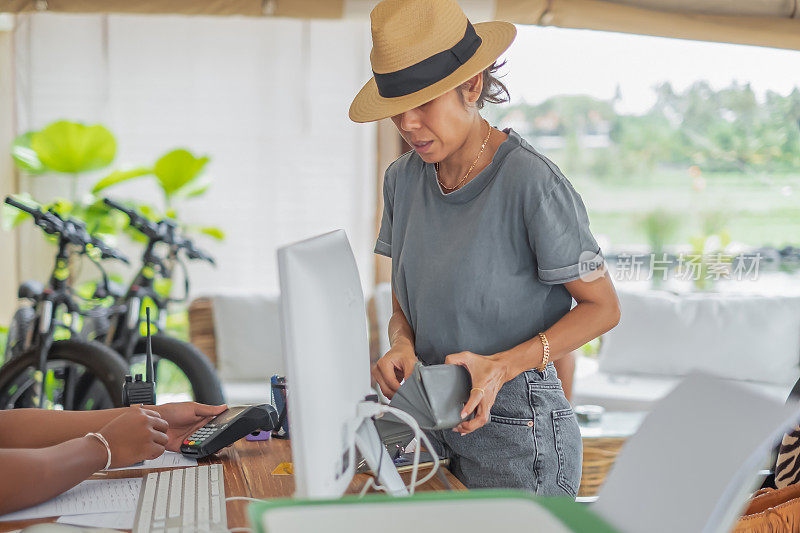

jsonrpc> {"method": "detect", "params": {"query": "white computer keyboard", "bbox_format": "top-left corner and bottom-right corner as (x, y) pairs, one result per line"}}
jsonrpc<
(133, 464), (227, 533)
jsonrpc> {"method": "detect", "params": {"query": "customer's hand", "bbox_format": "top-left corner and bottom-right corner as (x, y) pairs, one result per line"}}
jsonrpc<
(98, 406), (169, 467)
(372, 342), (418, 399)
(445, 352), (510, 435)
(151, 402), (228, 452)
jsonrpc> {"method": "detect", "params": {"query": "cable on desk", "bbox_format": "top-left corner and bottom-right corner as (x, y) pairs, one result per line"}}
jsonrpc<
(226, 496), (265, 503)
(436, 466), (453, 491)
(359, 476), (376, 498)
(356, 404), (440, 497)
(381, 405), (440, 492)
(196, 526), (252, 533)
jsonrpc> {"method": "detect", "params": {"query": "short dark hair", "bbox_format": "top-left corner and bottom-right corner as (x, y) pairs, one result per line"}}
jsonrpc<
(459, 60), (510, 109)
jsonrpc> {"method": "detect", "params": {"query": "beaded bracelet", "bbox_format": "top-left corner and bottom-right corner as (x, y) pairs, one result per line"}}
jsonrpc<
(86, 432), (112, 470)
(537, 332), (550, 372)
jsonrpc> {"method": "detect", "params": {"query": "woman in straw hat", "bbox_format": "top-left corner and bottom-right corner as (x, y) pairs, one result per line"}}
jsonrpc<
(356, 0), (621, 495)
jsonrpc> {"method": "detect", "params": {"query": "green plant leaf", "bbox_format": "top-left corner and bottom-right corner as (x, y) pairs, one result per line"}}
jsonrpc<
(75, 280), (99, 301)
(138, 204), (163, 221)
(92, 167), (152, 193)
(177, 178), (211, 199)
(153, 149), (209, 197)
(198, 226), (225, 240)
(31, 121), (116, 174)
(47, 198), (75, 216)
(80, 198), (128, 235)
(154, 278), (173, 299)
(125, 226), (149, 244)
(11, 132), (46, 174)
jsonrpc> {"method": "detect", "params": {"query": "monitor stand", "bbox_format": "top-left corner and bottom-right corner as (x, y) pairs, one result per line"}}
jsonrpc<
(354, 417), (409, 496)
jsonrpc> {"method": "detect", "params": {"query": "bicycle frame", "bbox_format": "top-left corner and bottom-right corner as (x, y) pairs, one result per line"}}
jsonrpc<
(103, 241), (183, 360)
(23, 240), (93, 407)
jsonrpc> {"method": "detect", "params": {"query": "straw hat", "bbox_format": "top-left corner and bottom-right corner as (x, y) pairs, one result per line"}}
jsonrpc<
(349, 0), (516, 123)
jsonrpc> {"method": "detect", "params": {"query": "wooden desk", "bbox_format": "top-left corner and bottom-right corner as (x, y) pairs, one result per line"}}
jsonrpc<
(0, 438), (465, 532)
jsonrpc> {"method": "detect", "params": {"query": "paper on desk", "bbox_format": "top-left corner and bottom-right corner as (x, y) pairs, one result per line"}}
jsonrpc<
(107, 450), (197, 471)
(0, 478), (141, 521)
(57, 511), (136, 530)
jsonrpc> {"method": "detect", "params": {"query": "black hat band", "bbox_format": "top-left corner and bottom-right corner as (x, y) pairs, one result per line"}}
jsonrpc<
(373, 21), (482, 99)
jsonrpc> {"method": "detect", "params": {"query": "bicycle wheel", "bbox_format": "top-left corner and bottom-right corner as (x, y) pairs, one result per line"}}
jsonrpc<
(0, 340), (128, 409)
(4, 306), (36, 362)
(131, 335), (225, 405)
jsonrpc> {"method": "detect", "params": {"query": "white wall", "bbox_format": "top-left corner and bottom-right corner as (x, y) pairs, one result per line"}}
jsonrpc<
(11, 12), (377, 301)
(0, 24), (18, 325)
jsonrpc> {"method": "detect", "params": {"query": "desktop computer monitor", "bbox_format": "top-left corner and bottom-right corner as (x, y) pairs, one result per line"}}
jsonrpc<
(277, 229), (406, 499)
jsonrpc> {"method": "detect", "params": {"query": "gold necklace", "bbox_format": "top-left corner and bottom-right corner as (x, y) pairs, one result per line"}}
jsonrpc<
(435, 120), (492, 192)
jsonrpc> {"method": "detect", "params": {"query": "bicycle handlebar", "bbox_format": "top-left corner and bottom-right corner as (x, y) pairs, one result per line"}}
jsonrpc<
(104, 197), (162, 239)
(50, 209), (89, 248)
(6, 196), (65, 235)
(5, 196), (38, 215)
(102, 197), (134, 217)
(103, 197), (215, 265)
(90, 236), (130, 264)
(178, 238), (215, 265)
(5, 196), (128, 263)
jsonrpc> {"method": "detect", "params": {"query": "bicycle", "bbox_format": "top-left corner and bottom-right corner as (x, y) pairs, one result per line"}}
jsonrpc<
(0, 196), (131, 410)
(77, 198), (225, 406)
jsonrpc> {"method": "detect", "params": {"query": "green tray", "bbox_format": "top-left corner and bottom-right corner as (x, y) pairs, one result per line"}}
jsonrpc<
(247, 489), (619, 533)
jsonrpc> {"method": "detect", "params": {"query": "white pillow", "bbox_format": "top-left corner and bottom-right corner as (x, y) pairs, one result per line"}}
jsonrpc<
(211, 293), (284, 382)
(598, 290), (800, 385)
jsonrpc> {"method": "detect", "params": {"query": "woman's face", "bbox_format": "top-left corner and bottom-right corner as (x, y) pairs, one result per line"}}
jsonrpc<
(390, 75), (482, 164)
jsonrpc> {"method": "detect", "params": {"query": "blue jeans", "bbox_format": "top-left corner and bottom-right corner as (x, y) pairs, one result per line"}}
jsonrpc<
(426, 362), (582, 496)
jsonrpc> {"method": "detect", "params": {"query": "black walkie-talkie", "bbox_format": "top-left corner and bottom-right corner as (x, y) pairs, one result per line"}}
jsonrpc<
(122, 307), (157, 406)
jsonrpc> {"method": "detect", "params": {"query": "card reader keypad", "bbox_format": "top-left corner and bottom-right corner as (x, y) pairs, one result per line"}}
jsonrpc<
(185, 425), (217, 445)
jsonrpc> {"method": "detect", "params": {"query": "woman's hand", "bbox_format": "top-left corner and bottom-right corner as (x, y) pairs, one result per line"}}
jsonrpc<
(151, 402), (228, 452)
(445, 352), (510, 435)
(372, 341), (418, 399)
(97, 406), (169, 467)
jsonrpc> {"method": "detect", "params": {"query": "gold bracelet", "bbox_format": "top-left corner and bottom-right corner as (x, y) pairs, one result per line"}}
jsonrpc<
(537, 332), (550, 371)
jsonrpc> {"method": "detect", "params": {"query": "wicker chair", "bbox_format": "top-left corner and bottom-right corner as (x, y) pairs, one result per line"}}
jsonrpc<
(188, 297), (218, 368)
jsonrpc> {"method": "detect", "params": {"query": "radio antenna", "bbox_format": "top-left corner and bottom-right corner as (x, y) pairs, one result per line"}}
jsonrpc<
(145, 307), (154, 384)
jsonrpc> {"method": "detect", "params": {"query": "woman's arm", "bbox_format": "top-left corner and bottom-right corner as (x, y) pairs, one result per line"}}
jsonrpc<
(0, 407), (168, 515)
(0, 408), (129, 448)
(0, 402), (227, 451)
(388, 289), (415, 351)
(0, 437), (107, 515)
(553, 352), (576, 402)
(447, 270), (620, 434)
(495, 270), (620, 378)
(371, 289), (419, 398)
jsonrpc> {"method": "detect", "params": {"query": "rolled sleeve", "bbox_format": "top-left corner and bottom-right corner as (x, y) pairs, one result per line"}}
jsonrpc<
(374, 236), (392, 257)
(374, 166), (395, 258)
(527, 178), (604, 285)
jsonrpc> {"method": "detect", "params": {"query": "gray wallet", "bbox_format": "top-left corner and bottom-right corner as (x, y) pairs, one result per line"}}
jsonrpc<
(376, 362), (474, 440)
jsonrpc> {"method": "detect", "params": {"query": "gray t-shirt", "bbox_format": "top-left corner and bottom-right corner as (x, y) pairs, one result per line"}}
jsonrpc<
(375, 128), (603, 365)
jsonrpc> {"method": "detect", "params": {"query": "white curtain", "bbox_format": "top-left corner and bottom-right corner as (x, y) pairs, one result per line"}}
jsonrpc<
(12, 12), (377, 297)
